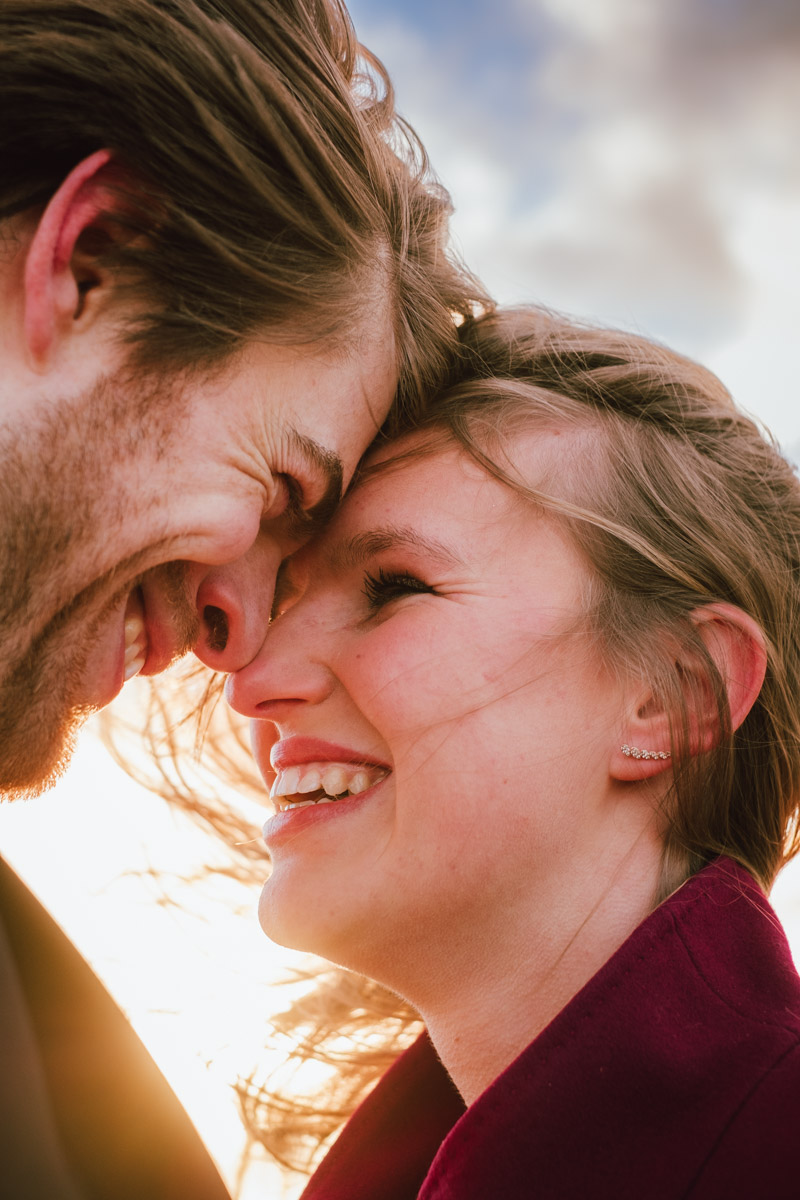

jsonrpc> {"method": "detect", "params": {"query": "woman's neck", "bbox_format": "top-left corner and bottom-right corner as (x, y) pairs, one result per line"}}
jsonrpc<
(413, 831), (664, 1106)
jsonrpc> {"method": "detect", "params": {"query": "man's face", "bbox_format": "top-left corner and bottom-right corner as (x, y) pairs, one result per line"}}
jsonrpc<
(0, 320), (397, 797)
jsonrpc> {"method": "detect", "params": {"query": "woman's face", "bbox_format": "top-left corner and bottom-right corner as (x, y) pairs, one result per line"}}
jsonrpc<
(228, 434), (633, 987)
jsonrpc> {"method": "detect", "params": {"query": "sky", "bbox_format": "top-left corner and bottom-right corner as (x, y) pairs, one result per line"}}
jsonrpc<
(349, 0), (800, 452)
(2, 3), (800, 1197)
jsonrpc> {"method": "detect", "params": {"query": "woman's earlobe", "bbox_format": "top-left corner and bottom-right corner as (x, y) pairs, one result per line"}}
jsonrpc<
(611, 734), (674, 781)
(621, 744), (671, 763)
(609, 661), (675, 780)
(611, 602), (767, 782)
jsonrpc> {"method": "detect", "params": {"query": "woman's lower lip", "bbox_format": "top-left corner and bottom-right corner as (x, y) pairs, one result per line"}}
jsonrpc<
(261, 779), (387, 849)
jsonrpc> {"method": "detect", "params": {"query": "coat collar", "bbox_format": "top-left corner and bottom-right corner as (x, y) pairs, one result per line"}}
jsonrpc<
(302, 859), (800, 1200)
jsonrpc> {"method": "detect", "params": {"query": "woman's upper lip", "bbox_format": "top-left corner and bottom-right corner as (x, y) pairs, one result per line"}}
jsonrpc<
(270, 736), (390, 772)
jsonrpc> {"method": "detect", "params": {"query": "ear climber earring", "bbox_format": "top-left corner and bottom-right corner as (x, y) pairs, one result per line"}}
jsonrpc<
(621, 744), (671, 762)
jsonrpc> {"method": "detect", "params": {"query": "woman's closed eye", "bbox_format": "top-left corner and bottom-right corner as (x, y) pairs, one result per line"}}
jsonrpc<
(363, 568), (435, 611)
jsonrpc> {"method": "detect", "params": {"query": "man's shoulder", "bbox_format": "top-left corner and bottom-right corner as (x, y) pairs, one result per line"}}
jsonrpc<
(0, 855), (232, 1200)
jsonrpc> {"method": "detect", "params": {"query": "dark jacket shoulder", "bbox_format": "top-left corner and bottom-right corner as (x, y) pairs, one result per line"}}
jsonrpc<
(0, 856), (231, 1200)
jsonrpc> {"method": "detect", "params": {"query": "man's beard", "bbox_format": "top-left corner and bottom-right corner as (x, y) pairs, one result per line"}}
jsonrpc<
(0, 369), (196, 798)
(0, 620), (92, 800)
(0, 565), (198, 800)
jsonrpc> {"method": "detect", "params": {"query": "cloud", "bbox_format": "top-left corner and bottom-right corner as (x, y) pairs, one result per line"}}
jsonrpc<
(349, 0), (800, 434)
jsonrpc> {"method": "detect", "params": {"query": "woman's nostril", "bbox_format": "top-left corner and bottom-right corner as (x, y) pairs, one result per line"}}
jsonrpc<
(203, 605), (229, 653)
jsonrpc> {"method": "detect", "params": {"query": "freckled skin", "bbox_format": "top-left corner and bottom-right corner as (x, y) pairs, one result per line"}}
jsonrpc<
(229, 437), (657, 1008)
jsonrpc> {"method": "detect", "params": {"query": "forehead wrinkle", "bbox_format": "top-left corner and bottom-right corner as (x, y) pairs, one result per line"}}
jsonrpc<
(285, 428), (344, 538)
(288, 428), (343, 491)
(326, 526), (468, 573)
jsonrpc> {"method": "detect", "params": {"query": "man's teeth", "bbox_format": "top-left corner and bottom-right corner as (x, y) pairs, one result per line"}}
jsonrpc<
(124, 613), (147, 681)
(271, 762), (386, 811)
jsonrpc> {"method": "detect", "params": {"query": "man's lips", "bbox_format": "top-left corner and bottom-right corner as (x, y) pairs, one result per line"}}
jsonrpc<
(54, 566), (199, 714)
(123, 589), (147, 680)
(137, 570), (199, 676)
(77, 587), (145, 710)
(121, 584), (194, 680)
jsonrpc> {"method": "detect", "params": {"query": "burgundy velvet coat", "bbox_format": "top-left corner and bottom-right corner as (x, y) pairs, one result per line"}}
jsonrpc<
(301, 858), (800, 1200)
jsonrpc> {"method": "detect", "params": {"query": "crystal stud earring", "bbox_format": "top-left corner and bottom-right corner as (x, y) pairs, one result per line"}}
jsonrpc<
(621, 744), (671, 761)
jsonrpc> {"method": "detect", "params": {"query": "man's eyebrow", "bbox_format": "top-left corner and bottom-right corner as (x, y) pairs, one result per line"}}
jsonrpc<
(285, 430), (344, 540)
(328, 526), (467, 571)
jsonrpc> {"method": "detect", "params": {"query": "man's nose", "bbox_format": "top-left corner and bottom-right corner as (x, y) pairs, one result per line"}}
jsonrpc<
(191, 532), (278, 672)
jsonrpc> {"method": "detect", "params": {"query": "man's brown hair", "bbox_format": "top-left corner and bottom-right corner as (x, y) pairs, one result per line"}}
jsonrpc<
(1, 0), (486, 416)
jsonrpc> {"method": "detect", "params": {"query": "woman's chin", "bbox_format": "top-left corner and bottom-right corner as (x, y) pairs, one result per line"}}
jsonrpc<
(257, 876), (340, 959)
(257, 875), (379, 975)
(258, 881), (303, 949)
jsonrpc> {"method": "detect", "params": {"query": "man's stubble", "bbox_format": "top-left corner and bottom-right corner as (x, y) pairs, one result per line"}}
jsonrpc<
(0, 370), (198, 797)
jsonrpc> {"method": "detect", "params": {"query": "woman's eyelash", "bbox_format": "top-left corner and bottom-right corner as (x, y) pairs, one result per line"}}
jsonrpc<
(362, 568), (434, 609)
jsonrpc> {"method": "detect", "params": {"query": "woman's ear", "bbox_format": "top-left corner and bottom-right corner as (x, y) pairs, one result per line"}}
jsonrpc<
(23, 148), (123, 367)
(611, 602), (767, 782)
(688, 602), (767, 739)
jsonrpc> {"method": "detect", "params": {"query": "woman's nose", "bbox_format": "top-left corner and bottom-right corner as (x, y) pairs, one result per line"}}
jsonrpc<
(191, 531), (279, 672)
(225, 605), (333, 719)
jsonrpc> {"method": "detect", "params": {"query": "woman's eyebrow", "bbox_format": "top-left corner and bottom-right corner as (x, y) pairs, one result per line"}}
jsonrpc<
(328, 526), (467, 571)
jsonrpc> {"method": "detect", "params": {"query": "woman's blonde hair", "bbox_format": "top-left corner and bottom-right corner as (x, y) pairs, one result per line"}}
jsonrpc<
(107, 306), (800, 1172)
(424, 308), (800, 897)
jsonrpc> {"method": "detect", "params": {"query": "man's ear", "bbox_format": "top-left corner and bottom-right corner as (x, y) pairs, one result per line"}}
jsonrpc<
(23, 148), (120, 367)
(611, 602), (767, 781)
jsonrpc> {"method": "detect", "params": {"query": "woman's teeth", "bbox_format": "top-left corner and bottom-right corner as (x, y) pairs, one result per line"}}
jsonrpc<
(271, 762), (387, 811)
(124, 612), (147, 680)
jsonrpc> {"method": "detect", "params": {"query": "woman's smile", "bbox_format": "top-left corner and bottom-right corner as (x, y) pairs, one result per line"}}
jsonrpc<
(269, 762), (389, 809)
